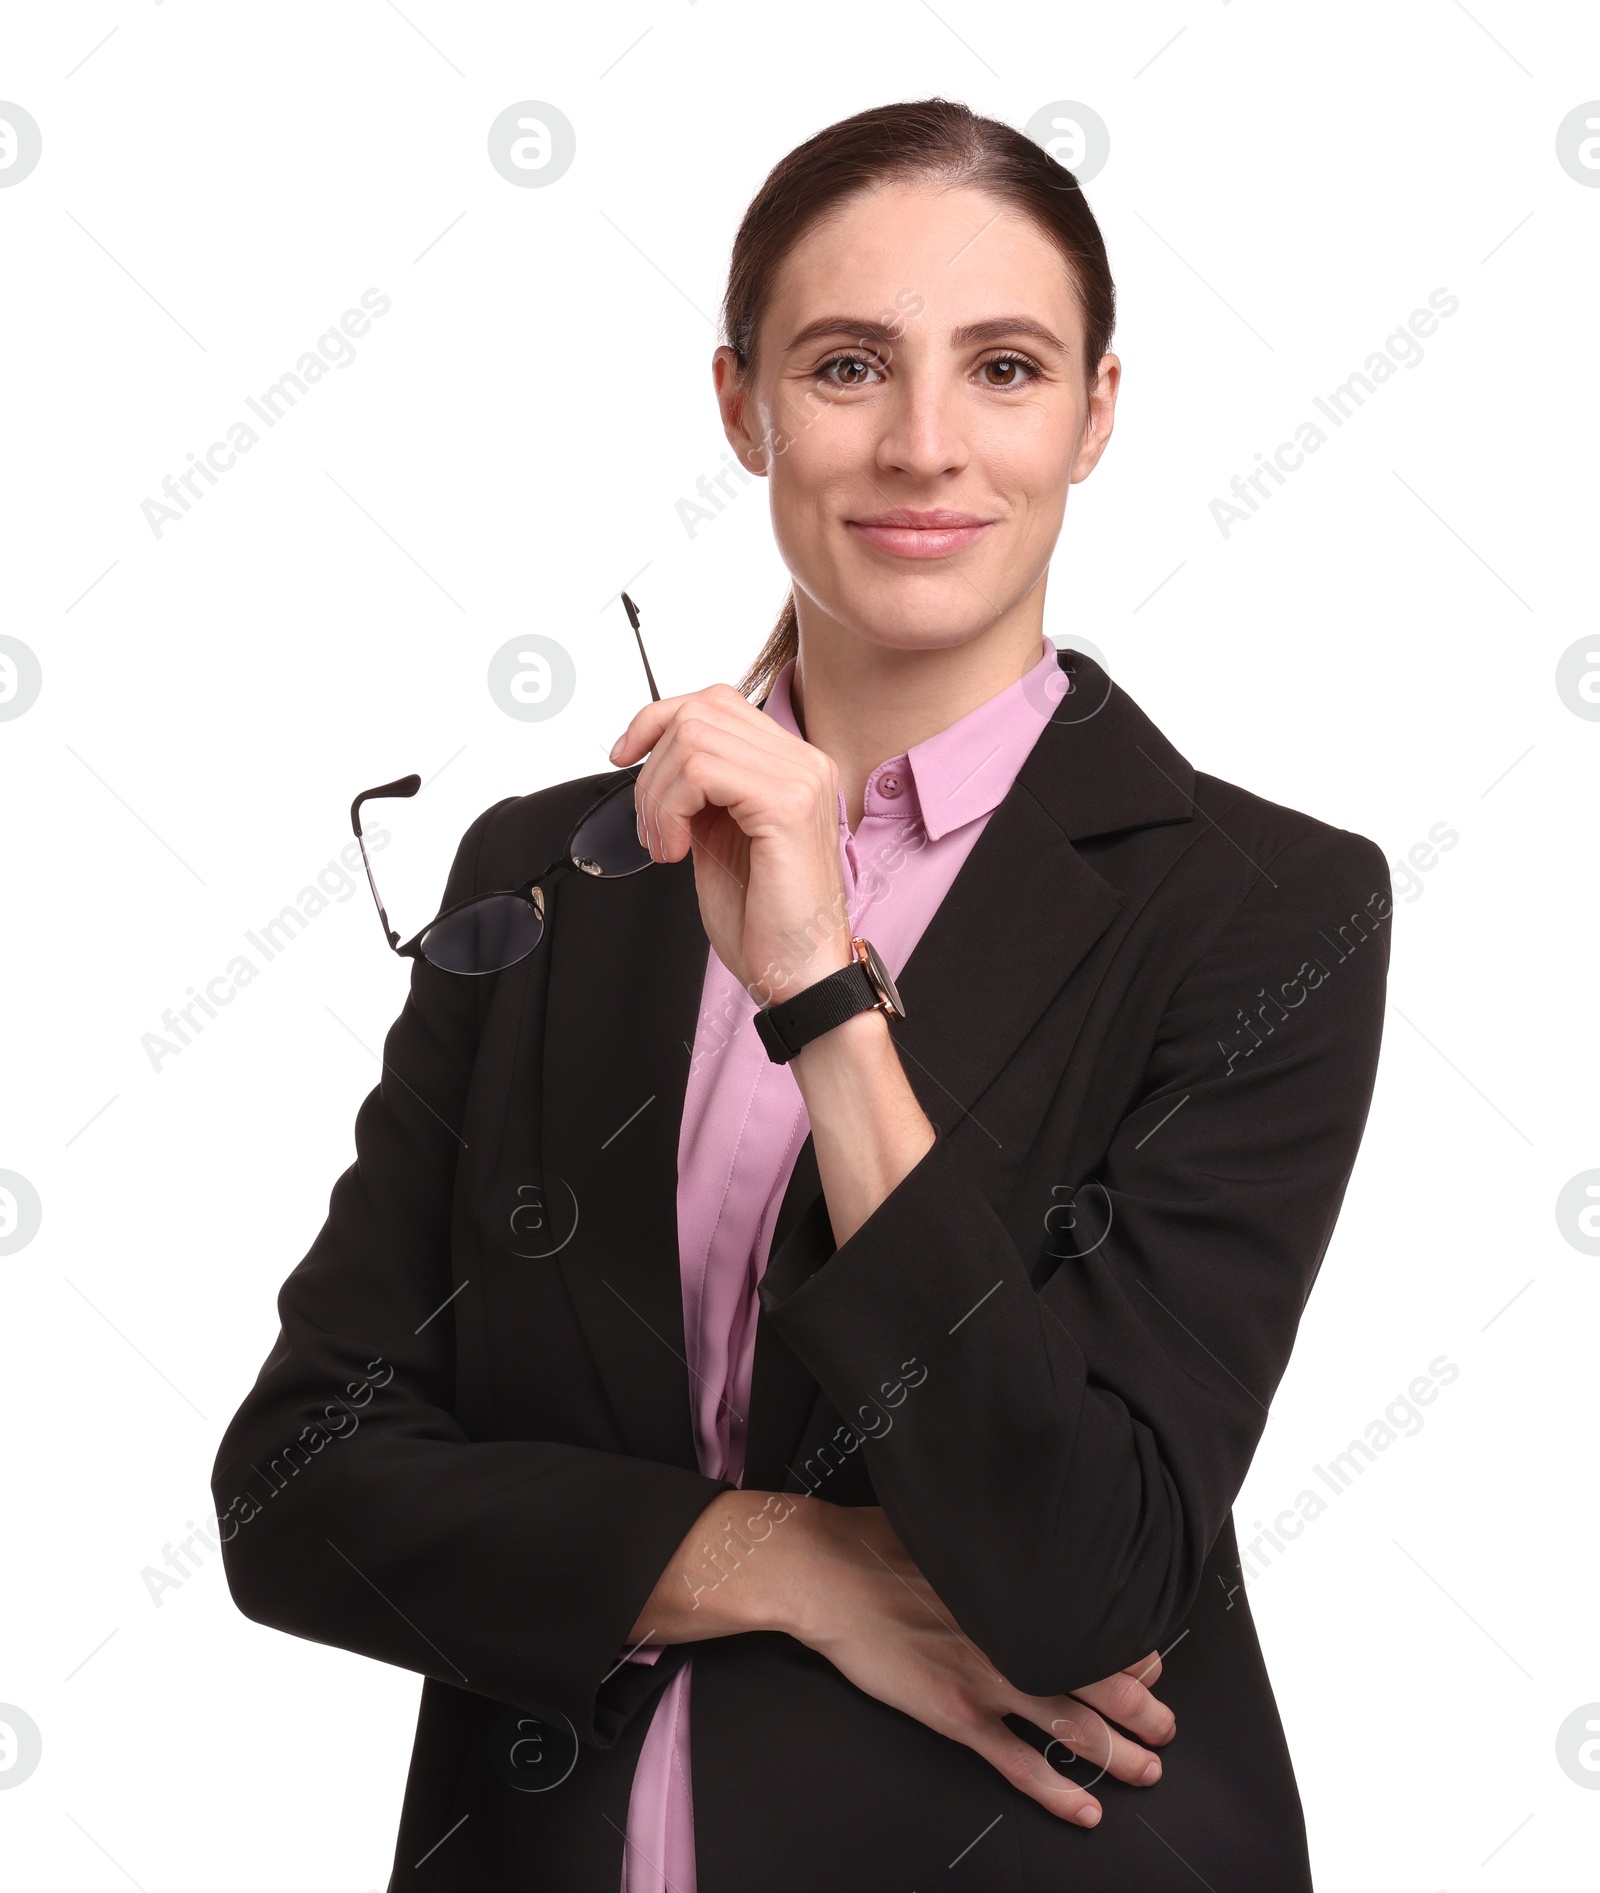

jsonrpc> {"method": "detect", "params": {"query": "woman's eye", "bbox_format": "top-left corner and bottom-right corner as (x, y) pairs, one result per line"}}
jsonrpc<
(817, 353), (885, 387)
(979, 353), (1041, 388)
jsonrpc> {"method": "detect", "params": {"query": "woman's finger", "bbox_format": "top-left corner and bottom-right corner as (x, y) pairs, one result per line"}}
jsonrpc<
(609, 694), (692, 769)
(634, 715), (741, 859)
(1009, 1692), (1162, 1791)
(612, 681), (794, 770)
(628, 711), (768, 855)
(616, 683), (837, 866)
(636, 717), (821, 863)
(1123, 1649), (1162, 1688)
(649, 691), (834, 805)
(1069, 1662), (1177, 1749)
(962, 1722), (1106, 1827)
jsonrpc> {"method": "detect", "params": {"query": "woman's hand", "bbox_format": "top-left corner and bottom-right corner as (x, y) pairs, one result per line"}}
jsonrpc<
(792, 1502), (1175, 1827)
(609, 683), (852, 1004)
(629, 1491), (1175, 1828)
(609, 682), (936, 1243)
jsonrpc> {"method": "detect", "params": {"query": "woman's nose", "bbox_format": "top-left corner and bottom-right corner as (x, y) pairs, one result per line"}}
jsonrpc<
(872, 376), (969, 478)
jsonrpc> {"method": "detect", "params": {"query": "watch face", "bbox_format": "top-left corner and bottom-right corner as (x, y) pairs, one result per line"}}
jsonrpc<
(857, 938), (906, 1019)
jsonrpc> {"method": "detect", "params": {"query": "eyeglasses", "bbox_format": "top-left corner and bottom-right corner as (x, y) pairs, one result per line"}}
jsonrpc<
(351, 591), (660, 976)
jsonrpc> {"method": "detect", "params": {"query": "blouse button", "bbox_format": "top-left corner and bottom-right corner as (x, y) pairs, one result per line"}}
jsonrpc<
(878, 771), (904, 798)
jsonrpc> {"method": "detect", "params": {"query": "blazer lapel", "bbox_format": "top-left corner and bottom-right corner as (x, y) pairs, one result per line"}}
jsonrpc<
(890, 783), (1122, 1137)
(877, 650), (1197, 1142)
(541, 851), (709, 1470)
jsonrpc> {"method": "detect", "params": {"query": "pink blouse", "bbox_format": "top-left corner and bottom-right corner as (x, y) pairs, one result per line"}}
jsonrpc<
(617, 638), (1071, 1893)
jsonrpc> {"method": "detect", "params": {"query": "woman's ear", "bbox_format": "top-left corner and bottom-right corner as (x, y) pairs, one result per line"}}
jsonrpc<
(1070, 352), (1121, 486)
(713, 345), (771, 477)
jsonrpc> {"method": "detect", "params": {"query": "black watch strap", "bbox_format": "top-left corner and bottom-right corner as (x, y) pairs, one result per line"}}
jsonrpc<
(754, 959), (880, 1065)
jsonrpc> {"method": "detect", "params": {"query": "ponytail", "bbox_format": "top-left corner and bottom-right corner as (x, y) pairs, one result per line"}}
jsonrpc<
(738, 590), (798, 702)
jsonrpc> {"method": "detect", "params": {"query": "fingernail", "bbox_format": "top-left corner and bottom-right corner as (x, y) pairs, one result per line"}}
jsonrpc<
(1075, 1804), (1101, 1828)
(1139, 1759), (1161, 1785)
(609, 737), (624, 763)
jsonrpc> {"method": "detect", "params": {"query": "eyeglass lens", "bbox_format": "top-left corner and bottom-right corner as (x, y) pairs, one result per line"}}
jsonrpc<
(420, 893), (546, 974)
(568, 779), (653, 878)
(415, 781), (652, 974)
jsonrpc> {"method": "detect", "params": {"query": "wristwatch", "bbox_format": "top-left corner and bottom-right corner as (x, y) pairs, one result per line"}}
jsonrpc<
(753, 937), (906, 1065)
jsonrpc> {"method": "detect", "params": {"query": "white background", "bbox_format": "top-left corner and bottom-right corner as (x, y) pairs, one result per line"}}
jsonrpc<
(2, 4), (1597, 1889)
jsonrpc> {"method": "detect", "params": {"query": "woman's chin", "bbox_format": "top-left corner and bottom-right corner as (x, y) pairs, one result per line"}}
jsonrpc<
(829, 576), (1025, 654)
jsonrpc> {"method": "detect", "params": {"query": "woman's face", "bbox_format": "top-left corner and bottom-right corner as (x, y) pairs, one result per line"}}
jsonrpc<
(715, 179), (1118, 656)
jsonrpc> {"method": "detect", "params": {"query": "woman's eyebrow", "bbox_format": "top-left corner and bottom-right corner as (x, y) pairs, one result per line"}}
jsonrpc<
(949, 316), (1068, 352)
(784, 314), (1069, 354)
(782, 316), (905, 352)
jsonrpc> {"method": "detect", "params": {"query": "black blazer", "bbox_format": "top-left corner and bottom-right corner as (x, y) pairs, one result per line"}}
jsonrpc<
(212, 650), (1390, 1891)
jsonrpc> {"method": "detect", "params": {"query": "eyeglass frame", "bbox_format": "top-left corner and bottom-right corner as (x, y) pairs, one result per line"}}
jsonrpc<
(350, 590), (661, 976)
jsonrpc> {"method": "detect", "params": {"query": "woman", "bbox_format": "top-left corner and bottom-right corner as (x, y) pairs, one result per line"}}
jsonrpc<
(213, 99), (1390, 1890)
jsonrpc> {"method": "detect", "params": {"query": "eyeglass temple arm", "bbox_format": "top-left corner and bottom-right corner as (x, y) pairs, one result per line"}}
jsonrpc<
(620, 591), (660, 703)
(350, 774), (421, 952)
(350, 599), (649, 958)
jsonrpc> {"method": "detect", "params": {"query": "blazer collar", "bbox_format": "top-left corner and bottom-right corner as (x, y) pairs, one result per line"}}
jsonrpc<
(1022, 647), (1195, 842)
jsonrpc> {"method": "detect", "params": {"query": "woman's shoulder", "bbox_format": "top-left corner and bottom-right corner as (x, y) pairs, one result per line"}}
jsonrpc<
(1187, 768), (1389, 892)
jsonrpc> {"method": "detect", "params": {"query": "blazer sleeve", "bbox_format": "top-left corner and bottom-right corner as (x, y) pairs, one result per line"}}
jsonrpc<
(210, 798), (730, 1746)
(758, 825), (1391, 1696)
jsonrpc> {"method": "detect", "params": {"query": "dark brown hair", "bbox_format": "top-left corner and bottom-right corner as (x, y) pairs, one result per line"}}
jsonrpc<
(721, 97), (1117, 700)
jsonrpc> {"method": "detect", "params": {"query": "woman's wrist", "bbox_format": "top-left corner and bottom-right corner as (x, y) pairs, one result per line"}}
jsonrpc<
(629, 1489), (825, 1647)
(789, 1008), (937, 1246)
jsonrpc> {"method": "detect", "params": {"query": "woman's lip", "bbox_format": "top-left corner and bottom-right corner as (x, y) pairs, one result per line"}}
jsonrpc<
(847, 519), (996, 559)
(851, 510), (990, 528)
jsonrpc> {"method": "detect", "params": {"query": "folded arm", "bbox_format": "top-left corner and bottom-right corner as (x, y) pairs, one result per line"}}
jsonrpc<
(757, 827), (1392, 1695)
(210, 799), (731, 1746)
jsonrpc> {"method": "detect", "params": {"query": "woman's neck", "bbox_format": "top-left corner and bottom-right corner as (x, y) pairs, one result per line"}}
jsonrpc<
(788, 608), (1049, 829)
